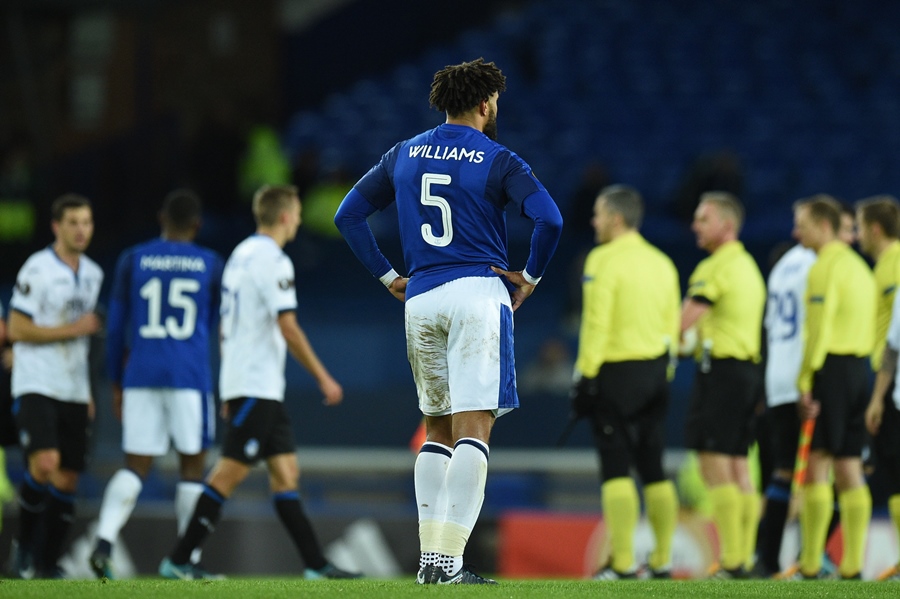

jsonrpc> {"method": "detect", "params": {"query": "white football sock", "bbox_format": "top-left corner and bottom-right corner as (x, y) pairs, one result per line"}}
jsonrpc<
(439, 437), (489, 568)
(96, 469), (142, 543)
(415, 441), (452, 564)
(176, 480), (205, 564)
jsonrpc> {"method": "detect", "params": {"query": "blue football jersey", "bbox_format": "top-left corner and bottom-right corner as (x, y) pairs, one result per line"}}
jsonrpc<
(354, 123), (547, 298)
(106, 238), (223, 391)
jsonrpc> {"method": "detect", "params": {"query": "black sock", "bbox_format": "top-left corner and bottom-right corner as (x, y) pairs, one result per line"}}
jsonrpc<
(273, 491), (327, 570)
(42, 486), (76, 570)
(170, 485), (224, 565)
(94, 538), (113, 558)
(757, 478), (791, 574)
(16, 474), (48, 552)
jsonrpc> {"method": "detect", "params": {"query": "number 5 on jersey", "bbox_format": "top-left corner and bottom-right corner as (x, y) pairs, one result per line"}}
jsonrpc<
(421, 173), (453, 247)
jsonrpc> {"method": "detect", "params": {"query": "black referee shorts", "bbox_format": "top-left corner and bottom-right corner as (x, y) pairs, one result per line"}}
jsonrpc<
(810, 354), (870, 458)
(685, 358), (762, 456)
(221, 397), (296, 465)
(588, 355), (669, 483)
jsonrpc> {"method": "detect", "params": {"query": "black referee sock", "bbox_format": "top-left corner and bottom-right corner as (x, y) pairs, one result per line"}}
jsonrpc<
(170, 485), (224, 565)
(757, 478), (791, 574)
(42, 486), (76, 570)
(16, 473), (48, 552)
(273, 491), (327, 570)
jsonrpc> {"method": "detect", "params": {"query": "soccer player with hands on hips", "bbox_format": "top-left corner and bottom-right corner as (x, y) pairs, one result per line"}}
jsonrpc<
(335, 57), (562, 585)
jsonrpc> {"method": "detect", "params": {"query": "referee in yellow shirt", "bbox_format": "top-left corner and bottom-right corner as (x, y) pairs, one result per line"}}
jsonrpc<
(571, 185), (680, 580)
(856, 195), (900, 581)
(793, 195), (874, 580)
(681, 191), (766, 579)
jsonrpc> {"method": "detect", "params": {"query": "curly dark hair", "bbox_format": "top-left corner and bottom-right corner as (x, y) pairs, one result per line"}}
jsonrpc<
(429, 58), (507, 117)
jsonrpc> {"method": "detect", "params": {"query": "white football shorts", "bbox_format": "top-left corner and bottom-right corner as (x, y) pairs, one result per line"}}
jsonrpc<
(405, 276), (519, 417)
(122, 388), (215, 456)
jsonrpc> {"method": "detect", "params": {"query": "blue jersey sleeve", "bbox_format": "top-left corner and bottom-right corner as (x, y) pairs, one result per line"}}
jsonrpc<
(334, 188), (396, 280)
(106, 249), (133, 384)
(521, 190), (563, 280)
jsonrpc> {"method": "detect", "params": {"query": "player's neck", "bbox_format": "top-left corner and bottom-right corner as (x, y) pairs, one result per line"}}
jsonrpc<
(256, 227), (286, 248)
(52, 241), (82, 271)
(872, 236), (897, 261)
(445, 115), (482, 133)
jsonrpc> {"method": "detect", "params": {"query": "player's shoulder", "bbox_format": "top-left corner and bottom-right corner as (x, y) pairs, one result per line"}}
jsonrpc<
(81, 253), (103, 273)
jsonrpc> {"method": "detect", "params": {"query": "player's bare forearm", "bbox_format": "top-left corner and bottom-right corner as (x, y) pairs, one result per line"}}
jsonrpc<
(680, 298), (709, 332)
(490, 266), (535, 311)
(8, 310), (100, 344)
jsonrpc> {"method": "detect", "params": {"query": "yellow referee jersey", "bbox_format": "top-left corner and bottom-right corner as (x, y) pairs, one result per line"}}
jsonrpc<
(575, 231), (680, 378)
(686, 240), (765, 362)
(872, 240), (900, 371)
(798, 240), (876, 392)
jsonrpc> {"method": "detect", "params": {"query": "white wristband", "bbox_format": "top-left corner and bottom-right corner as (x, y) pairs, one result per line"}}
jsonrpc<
(379, 268), (401, 287)
(522, 268), (541, 285)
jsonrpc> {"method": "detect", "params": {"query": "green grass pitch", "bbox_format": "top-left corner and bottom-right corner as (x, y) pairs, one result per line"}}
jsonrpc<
(0, 578), (897, 599)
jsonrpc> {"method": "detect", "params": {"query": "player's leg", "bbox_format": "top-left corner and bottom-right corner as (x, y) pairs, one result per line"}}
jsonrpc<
(10, 394), (56, 578)
(873, 396), (900, 580)
(424, 278), (508, 584)
(162, 396), (256, 578)
(434, 410), (494, 581)
(263, 450), (358, 580)
(91, 388), (168, 578)
(589, 363), (640, 578)
(405, 293), (454, 580)
(633, 367), (678, 577)
(756, 404), (800, 576)
(833, 458), (870, 579)
(168, 389), (214, 566)
(90, 454), (152, 578)
(40, 399), (89, 578)
(416, 415), (452, 576)
(175, 452), (206, 566)
(800, 451), (834, 577)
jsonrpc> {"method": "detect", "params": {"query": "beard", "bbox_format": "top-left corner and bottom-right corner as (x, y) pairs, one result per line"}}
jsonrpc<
(483, 110), (498, 141)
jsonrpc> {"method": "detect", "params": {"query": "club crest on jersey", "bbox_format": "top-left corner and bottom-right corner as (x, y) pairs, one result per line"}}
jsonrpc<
(244, 438), (260, 459)
(16, 281), (30, 295)
(278, 279), (295, 290)
(19, 429), (30, 448)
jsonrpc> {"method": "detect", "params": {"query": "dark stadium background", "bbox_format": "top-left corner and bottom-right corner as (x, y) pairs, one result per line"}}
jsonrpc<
(0, 0), (897, 577)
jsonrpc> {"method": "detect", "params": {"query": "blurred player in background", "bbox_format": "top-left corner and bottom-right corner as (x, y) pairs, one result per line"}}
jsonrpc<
(335, 58), (562, 585)
(7, 194), (103, 578)
(755, 231), (816, 577)
(791, 195), (874, 580)
(89, 190), (223, 579)
(160, 185), (357, 580)
(0, 300), (16, 532)
(681, 192), (766, 579)
(571, 185), (680, 580)
(856, 195), (900, 582)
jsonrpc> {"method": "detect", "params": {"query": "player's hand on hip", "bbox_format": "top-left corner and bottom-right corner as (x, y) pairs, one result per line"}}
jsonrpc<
(320, 376), (344, 406)
(797, 391), (820, 420)
(490, 266), (535, 311)
(865, 397), (884, 436)
(388, 276), (408, 302)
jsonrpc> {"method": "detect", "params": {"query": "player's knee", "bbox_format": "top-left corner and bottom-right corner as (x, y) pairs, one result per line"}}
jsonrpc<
(29, 451), (60, 482)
